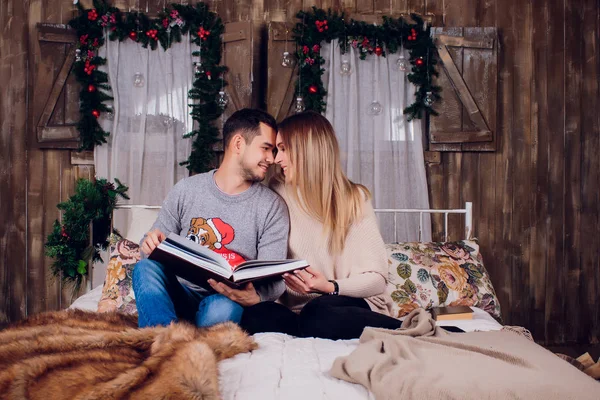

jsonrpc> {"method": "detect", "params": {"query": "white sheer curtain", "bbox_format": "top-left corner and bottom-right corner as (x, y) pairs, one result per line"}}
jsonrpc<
(322, 40), (431, 242)
(96, 35), (194, 206)
(92, 36), (194, 288)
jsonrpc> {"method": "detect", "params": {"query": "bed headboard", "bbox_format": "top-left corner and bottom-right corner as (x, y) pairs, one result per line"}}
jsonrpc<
(373, 202), (473, 242)
(111, 202), (473, 242)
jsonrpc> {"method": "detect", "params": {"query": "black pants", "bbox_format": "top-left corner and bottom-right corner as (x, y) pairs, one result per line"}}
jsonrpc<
(241, 295), (401, 340)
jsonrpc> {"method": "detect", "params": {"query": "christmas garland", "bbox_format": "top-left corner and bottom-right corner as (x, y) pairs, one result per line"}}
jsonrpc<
(294, 8), (441, 120)
(69, 0), (226, 173)
(45, 178), (129, 291)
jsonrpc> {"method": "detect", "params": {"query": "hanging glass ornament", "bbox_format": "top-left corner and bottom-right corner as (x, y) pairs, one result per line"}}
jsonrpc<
(217, 90), (229, 109)
(281, 51), (293, 68)
(75, 48), (82, 62)
(339, 59), (352, 76)
(396, 54), (408, 72)
(424, 91), (435, 107)
(193, 61), (205, 75)
(367, 101), (382, 116)
(133, 72), (145, 88)
(294, 96), (305, 113)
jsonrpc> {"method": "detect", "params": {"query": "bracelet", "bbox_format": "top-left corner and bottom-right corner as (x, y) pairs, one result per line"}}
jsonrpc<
(327, 280), (339, 296)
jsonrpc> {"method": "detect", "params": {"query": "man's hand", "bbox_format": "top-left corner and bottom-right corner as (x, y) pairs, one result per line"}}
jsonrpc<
(208, 279), (261, 307)
(282, 266), (335, 294)
(141, 229), (166, 256)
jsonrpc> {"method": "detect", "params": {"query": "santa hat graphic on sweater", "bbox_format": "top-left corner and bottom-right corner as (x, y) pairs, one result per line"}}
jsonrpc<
(205, 218), (234, 249)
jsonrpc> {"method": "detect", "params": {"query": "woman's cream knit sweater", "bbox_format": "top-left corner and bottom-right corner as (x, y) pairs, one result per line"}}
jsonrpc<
(273, 183), (393, 316)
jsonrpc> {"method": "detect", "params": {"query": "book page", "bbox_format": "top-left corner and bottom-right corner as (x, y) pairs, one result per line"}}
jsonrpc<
(164, 233), (231, 271)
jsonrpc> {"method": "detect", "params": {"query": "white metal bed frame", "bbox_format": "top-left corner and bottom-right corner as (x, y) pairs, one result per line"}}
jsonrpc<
(112, 202), (473, 242)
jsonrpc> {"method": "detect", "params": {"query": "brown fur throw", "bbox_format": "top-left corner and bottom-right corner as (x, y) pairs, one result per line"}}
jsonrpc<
(0, 309), (257, 400)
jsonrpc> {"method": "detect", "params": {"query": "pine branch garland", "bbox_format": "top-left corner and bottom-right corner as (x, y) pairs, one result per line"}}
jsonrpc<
(45, 178), (129, 293)
(69, 0), (226, 173)
(294, 8), (441, 120)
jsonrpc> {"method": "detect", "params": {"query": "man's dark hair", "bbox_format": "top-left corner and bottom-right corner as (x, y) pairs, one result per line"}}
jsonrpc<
(222, 108), (277, 148)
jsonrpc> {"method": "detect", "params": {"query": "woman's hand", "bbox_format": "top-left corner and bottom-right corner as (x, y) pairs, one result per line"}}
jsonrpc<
(282, 266), (335, 294)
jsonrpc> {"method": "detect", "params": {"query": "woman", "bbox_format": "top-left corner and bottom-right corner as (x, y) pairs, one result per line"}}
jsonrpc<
(240, 111), (401, 340)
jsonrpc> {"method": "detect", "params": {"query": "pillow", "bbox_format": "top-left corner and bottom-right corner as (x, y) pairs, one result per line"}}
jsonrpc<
(97, 234), (140, 314)
(386, 239), (502, 321)
(124, 207), (160, 243)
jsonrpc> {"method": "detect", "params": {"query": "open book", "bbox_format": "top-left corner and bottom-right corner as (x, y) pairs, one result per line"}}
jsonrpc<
(148, 233), (308, 288)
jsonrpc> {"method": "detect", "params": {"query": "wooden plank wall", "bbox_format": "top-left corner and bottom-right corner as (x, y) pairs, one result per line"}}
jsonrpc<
(0, 0), (598, 346)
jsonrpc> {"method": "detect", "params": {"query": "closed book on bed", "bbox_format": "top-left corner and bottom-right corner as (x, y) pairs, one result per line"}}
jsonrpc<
(431, 306), (474, 321)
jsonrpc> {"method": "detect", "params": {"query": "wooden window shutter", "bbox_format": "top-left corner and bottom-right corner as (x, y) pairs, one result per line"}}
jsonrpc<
(266, 22), (297, 122)
(212, 21), (255, 157)
(429, 27), (498, 151)
(34, 24), (81, 149)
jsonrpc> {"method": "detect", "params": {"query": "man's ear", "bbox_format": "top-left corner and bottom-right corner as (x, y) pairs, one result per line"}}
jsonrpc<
(230, 133), (245, 155)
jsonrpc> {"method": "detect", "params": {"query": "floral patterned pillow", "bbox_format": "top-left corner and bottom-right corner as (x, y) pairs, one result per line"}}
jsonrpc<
(97, 234), (140, 314)
(386, 239), (501, 321)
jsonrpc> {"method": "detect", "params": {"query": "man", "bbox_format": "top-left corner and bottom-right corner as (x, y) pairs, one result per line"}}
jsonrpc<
(132, 108), (289, 328)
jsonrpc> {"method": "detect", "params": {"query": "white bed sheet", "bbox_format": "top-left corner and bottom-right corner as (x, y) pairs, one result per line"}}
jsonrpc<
(69, 289), (503, 400)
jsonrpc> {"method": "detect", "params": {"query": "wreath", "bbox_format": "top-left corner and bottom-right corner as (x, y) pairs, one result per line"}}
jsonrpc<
(69, 0), (226, 173)
(45, 178), (129, 292)
(294, 8), (441, 120)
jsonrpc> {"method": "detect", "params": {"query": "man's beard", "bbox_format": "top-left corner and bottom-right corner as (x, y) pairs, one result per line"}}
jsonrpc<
(240, 161), (267, 182)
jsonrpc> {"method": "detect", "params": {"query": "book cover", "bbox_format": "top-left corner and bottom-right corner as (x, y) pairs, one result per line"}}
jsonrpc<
(149, 233), (307, 289)
(431, 306), (474, 321)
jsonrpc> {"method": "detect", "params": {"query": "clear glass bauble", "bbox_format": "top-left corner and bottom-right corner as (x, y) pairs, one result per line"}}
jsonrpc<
(396, 55), (408, 72)
(193, 62), (205, 75)
(294, 96), (305, 113)
(133, 72), (145, 88)
(424, 91), (435, 107)
(217, 90), (229, 109)
(339, 59), (352, 76)
(367, 101), (382, 116)
(281, 51), (293, 68)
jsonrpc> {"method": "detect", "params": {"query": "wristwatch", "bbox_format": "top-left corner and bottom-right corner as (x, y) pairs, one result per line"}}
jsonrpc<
(327, 280), (339, 296)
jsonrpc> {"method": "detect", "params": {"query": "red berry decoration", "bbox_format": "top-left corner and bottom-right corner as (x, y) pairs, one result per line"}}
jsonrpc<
(198, 27), (211, 41)
(92, 110), (100, 118)
(416, 57), (424, 66)
(87, 84), (96, 93)
(129, 31), (138, 40)
(88, 9), (98, 21)
(308, 85), (318, 94)
(374, 46), (383, 56)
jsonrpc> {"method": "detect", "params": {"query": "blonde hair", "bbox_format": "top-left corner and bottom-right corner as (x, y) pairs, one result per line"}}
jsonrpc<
(277, 111), (370, 254)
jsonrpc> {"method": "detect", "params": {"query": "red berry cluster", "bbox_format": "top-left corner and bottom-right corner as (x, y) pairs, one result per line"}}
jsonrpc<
(61, 225), (70, 239)
(162, 18), (170, 28)
(92, 110), (101, 118)
(84, 60), (96, 75)
(87, 9), (98, 21)
(129, 31), (138, 41)
(312, 44), (320, 52)
(198, 27), (211, 41)
(146, 29), (159, 41)
(374, 46), (383, 56)
(308, 85), (318, 94)
(79, 34), (89, 45)
(407, 28), (418, 41)
(415, 57), (424, 66)
(315, 20), (328, 32)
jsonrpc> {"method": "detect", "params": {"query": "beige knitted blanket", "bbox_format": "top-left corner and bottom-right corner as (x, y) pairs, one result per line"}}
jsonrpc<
(330, 309), (599, 400)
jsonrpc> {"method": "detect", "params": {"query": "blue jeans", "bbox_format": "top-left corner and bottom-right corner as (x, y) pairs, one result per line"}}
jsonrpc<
(132, 259), (243, 328)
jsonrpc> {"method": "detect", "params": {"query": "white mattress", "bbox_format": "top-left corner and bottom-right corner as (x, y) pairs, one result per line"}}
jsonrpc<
(70, 289), (503, 400)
